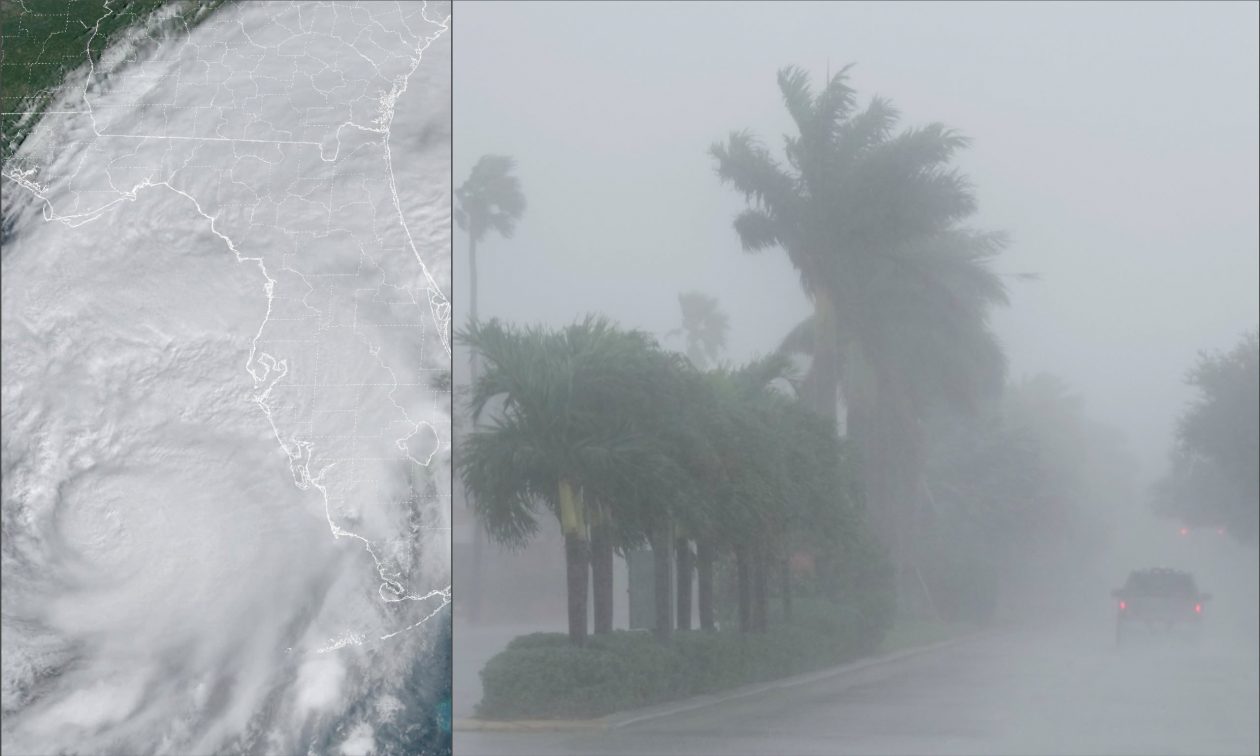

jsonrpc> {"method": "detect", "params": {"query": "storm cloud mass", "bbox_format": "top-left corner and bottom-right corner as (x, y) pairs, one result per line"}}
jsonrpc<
(2, 2), (451, 754)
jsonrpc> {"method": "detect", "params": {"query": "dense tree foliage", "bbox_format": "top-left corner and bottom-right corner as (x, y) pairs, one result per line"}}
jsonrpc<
(1156, 330), (1259, 543)
(919, 374), (1129, 619)
(711, 66), (1008, 602)
(457, 317), (887, 643)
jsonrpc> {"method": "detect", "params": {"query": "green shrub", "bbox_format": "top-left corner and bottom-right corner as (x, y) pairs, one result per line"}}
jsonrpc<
(476, 597), (892, 720)
(503, 632), (571, 651)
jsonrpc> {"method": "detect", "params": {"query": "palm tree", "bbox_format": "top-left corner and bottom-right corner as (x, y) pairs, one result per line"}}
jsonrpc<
(458, 316), (670, 644)
(455, 155), (526, 622)
(663, 291), (728, 629)
(680, 355), (802, 633)
(669, 291), (730, 370)
(460, 315), (878, 640)
(712, 66), (1008, 593)
(774, 228), (1009, 583)
(604, 348), (712, 640)
(456, 155), (527, 330)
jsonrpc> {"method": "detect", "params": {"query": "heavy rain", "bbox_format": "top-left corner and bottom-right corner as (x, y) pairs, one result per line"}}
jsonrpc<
(450, 3), (1259, 755)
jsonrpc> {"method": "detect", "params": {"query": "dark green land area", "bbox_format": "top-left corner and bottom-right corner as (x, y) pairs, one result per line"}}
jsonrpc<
(0, 0), (221, 163)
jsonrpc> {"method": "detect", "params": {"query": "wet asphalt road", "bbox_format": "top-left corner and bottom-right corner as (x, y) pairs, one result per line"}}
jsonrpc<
(455, 619), (1259, 756)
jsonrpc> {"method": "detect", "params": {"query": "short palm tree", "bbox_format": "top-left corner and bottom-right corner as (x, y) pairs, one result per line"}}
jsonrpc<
(458, 316), (666, 644)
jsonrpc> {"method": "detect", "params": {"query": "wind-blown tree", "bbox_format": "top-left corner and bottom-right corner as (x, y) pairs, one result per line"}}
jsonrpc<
(458, 316), (663, 645)
(460, 312), (893, 643)
(770, 392), (860, 622)
(685, 354), (813, 633)
(1156, 330), (1259, 543)
(920, 374), (1133, 619)
(712, 65), (1008, 592)
(636, 360), (714, 635)
(676, 367), (755, 632)
(663, 292), (730, 628)
(669, 291), (730, 370)
(455, 155), (526, 621)
(591, 344), (704, 639)
(455, 155), (527, 331)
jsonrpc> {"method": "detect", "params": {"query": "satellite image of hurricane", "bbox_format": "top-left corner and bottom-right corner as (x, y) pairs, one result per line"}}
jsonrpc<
(1, 2), (452, 754)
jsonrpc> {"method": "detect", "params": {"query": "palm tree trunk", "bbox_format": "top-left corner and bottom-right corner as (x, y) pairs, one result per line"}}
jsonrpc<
(591, 513), (614, 634)
(735, 544), (751, 633)
(850, 379), (897, 568)
(877, 402), (902, 581)
(738, 548), (751, 633)
(751, 542), (768, 632)
(466, 236), (485, 624)
(469, 236), (479, 329)
(652, 523), (673, 641)
(675, 537), (693, 631)
(781, 552), (793, 623)
(564, 534), (590, 646)
(842, 345), (899, 568)
(697, 540), (715, 631)
(811, 289), (841, 423)
(559, 480), (588, 645)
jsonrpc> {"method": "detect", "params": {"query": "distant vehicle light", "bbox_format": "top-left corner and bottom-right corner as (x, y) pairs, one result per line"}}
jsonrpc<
(1179, 527), (1189, 536)
(1119, 601), (1127, 611)
(1195, 603), (1202, 613)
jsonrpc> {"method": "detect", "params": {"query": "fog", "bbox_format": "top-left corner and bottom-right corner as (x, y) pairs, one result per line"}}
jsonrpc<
(452, 2), (1257, 755)
(453, 0), (1257, 478)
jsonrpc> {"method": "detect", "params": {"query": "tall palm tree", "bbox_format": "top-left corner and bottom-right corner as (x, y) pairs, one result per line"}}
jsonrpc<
(712, 66), (1008, 590)
(455, 155), (526, 621)
(456, 155), (527, 330)
(712, 65), (986, 422)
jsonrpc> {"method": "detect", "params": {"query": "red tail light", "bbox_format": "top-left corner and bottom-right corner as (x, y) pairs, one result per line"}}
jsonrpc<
(1195, 603), (1202, 613)
(1179, 527), (1189, 536)
(1119, 601), (1127, 611)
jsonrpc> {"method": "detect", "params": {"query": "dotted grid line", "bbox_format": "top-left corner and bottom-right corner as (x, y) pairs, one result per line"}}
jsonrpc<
(0, 0), (452, 652)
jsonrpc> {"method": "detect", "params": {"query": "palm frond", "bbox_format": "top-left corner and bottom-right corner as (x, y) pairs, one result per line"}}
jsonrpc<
(710, 131), (800, 224)
(732, 208), (784, 253)
(776, 66), (816, 137)
(836, 96), (899, 160)
(776, 314), (817, 358)
(810, 63), (858, 143)
(456, 154), (527, 243)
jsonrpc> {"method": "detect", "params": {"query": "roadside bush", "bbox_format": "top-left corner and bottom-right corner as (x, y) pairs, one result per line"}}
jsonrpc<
(476, 598), (889, 720)
(809, 528), (897, 654)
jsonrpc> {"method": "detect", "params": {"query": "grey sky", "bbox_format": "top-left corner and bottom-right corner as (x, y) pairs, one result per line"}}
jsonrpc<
(453, 0), (1259, 483)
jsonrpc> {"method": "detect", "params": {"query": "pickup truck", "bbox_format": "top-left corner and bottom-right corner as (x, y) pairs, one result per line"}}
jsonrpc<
(1112, 568), (1211, 645)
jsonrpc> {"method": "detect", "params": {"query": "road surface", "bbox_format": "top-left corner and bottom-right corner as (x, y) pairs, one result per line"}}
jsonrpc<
(456, 619), (1259, 756)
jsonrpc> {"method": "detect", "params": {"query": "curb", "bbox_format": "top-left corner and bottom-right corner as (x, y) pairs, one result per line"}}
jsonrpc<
(454, 718), (612, 733)
(455, 627), (996, 733)
(606, 626), (997, 729)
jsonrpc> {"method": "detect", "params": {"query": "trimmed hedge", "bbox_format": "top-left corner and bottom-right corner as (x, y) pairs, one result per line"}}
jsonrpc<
(476, 600), (889, 720)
